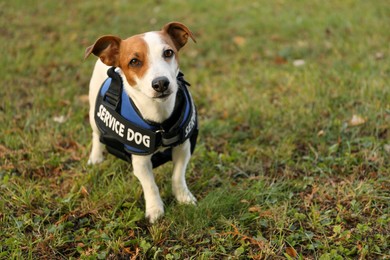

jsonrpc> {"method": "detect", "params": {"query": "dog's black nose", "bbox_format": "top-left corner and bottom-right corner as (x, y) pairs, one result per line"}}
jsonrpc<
(152, 77), (170, 93)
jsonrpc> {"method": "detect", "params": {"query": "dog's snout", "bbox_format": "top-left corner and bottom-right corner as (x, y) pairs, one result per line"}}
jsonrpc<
(152, 77), (170, 93)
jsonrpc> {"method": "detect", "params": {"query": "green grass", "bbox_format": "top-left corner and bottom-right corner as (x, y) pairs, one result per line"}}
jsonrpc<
(1, 0), (389, 259)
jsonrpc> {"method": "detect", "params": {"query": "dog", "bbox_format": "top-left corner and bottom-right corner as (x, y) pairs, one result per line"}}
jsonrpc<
(84, 22), (198, 223)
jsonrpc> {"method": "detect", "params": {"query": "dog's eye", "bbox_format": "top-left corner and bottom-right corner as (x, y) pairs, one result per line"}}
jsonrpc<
(163, 49), (174, 58)
(129, 58), (142, 67)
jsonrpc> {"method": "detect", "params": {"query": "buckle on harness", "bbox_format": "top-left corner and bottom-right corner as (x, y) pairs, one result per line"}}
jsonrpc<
(155, 128), (180, 147)
(104, 90), (120, 110)
(162, 136), (181, 146)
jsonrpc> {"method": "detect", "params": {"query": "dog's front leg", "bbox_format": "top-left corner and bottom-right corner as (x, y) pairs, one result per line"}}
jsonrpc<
(88, 131), (105, 165)
(132, 154), (164, 223)
(172, 140), (197, 205)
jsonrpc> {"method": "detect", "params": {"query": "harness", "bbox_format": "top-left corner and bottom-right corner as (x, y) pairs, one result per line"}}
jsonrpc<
(95, 67), (198, 168)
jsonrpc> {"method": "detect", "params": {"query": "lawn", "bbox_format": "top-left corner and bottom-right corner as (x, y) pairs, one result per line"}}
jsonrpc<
(0, 0), (389, 259)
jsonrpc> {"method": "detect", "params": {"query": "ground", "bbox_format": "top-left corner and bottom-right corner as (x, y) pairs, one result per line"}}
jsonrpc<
(0, 0), (389, 259)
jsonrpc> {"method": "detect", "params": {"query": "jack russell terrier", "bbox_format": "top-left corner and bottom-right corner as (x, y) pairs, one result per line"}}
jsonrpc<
(84, 22), (198, 223)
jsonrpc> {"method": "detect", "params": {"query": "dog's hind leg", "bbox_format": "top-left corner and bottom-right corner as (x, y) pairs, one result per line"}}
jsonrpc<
(172, 140), (197, 205)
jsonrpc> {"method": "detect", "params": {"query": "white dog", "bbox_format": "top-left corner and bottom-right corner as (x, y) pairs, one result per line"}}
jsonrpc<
(84, 22), (198, 223)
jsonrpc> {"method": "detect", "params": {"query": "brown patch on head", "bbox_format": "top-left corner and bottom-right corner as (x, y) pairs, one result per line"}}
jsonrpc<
(85, 34), (149, 87)
(118, 35), (149, 86)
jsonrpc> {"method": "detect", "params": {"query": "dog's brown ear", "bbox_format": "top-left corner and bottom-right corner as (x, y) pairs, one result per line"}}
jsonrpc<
(84, 35), (122, 66)
(162, 22), (196, 51)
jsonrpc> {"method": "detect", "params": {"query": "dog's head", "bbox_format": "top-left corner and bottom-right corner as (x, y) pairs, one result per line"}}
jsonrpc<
(85, 22), (195, 101)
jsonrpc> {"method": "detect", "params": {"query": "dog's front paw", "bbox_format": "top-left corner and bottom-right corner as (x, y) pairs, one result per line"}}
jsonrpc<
(175, 190), (197, 205)
(146, 204), (164, 224)
(87, 154), (104, 165)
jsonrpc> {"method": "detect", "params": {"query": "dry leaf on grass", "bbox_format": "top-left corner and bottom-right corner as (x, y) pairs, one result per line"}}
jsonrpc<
(349, 115), (366, 126)
(233, 36), (246, 47)
(274, 56), (287, 64)
(248, 205), (262, 213)
(53, 115), (67, 123)
(375, 52), (384, 60)
(293, 59), (305, 67)
(317, 130), (325, 136)
(80, 186), (89, 197)
(286, 246), (298, 258)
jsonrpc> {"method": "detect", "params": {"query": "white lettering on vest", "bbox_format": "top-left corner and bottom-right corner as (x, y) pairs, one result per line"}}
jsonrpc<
(119, 124), (125, 138)
(97, 104), (151, 148)
(96, 104), (124, 138)
(143, 135), (150, 148)
(127, 128), (151, 148)
(185, 108), (196, 137)
(127, 128), (134, 141)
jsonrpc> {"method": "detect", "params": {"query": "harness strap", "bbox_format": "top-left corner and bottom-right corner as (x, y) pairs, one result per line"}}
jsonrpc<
(162, 73), (196, 147)
(104, 67), (122, 110)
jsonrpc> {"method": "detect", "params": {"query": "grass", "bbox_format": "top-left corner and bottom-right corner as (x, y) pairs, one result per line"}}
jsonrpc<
(1, 0), (389, 259)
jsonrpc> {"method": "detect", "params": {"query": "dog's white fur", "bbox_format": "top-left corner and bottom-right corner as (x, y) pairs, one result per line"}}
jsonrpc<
(85, 22), (196, 223)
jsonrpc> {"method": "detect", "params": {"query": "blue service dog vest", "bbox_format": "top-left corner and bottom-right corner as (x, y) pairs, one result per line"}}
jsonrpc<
(94, 67), (198, 168)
